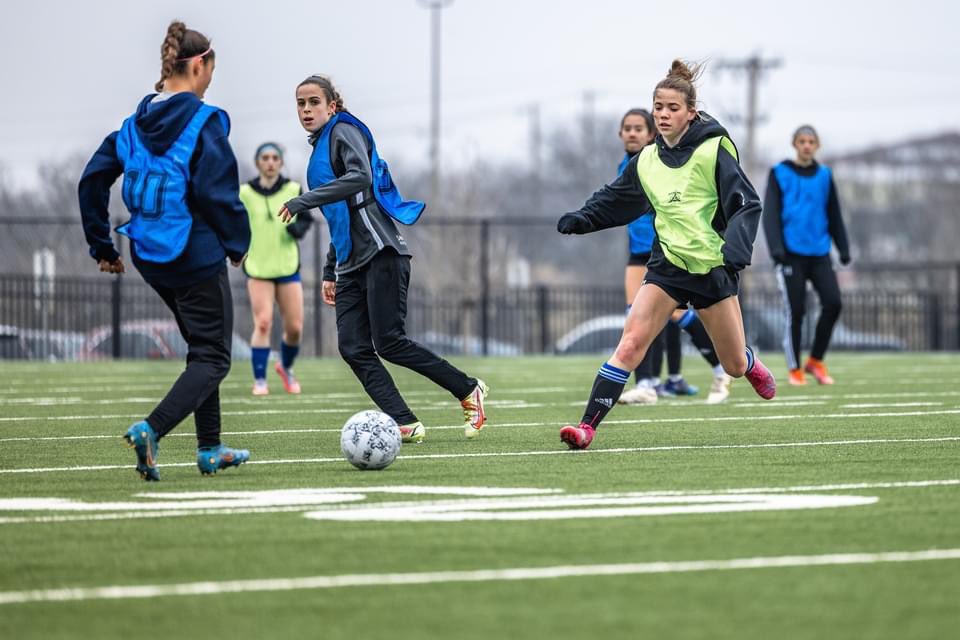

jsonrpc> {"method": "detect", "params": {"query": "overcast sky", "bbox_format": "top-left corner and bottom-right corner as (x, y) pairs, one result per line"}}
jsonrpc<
(1, 0), (956, 189)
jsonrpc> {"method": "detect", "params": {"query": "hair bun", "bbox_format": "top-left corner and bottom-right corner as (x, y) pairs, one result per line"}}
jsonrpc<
(667, 59), (694, 82)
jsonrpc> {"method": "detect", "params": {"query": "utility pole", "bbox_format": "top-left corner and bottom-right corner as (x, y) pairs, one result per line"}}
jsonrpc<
(527, 102), (542, 214)
(714, 54), (783, 180)
(581, 90), (597, 178)
(418, 0), (454, 207)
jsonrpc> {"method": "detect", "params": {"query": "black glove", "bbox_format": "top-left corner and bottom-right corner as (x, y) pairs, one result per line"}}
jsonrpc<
(557, 213), (590, 235)
(839, 253), (851, 266)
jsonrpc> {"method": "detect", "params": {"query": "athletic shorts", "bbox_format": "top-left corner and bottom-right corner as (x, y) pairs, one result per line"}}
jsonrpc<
(248, 271), (302, 285)
(627, 252), (651, 267)
(643, 264), (739, 309)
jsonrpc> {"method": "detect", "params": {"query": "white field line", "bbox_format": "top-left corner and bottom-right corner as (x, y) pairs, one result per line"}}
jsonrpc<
(4, 404), (960, 426)
(3, 406), (960, 443)
(2, 479), (956, 525)
(1, 435), (957, 475)
(1, 548), (959, 605)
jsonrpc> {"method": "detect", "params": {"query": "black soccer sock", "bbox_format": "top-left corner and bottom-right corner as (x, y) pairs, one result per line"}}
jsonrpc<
(665, 321), (683, 376)
(678, 310), (721, 368)
(580, 363), (628, 429)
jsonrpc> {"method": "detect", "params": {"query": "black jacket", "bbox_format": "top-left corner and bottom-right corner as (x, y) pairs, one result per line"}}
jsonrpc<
(78, 92), (250, 288)
(283, 120), (410, 281)
(762, 160), (850, 264)
(557, 113), (762, 273)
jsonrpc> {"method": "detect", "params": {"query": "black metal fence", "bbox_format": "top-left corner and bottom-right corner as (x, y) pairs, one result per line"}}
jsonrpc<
(2, 216), (958, 360)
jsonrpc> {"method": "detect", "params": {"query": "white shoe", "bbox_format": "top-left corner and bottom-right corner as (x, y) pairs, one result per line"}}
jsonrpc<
(400, 421), (426, 444)
(462, 380), (489, 439)
(706, 374), (732, 404)
(617, 384), (658, 405)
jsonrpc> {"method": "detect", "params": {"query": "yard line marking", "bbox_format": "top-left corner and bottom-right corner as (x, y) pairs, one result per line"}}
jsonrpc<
(840, 402), (942, 409)
(1, 479), (955, 525)
(1, 549), (958, 604)
(3, 404), (960, 442)
(1, 436), (956, 475)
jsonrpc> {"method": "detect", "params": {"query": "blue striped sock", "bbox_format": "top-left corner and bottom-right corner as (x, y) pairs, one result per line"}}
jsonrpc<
(745, 346), (755, 374)
(676, 308), (696, 329)
(598, 362), (630, 385)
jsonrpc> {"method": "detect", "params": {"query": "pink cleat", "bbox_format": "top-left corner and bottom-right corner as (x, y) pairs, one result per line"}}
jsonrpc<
(745, 358), (777, 400)
(274, 362), (301, 394)
(560, 423), (596, 450)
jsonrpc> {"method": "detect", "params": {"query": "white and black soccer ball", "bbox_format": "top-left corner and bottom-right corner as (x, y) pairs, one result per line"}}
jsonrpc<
(340, 410), (402, 470)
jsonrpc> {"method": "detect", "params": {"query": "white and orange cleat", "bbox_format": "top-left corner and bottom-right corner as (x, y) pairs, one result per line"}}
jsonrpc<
(252, 379), (269, 396)
(461, 379), (489, 439)
(788, 368), (807, 386)
(399, 421), (426, 444)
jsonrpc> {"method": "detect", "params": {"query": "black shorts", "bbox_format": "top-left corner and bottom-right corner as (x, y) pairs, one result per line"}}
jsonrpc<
(643, 264), (739, 309)
(627, 252), (651, 267)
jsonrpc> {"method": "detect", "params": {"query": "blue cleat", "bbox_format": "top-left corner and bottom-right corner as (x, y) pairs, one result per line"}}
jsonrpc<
(197, 444), (250, 476)
(658, 377), (699, 397)
(123, 421), (160, 482)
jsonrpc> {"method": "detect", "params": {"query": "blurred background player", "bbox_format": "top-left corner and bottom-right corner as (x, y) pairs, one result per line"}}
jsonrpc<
(279, 75), (488, 444)
(763, 125), (850, 385)
(78, 21), (251, 480)
(557, 59), (776, 450)
(240, 142), (311, 395)
(615, 108), (733, 406)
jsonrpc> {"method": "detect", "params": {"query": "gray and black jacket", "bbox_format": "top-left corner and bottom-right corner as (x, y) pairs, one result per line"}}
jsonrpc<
(283, 120), (410, 281)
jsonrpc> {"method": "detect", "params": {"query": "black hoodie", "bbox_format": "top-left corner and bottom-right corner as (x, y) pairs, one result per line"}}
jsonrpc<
(558, 113), (762, 273)
(78, 92), (251, 288)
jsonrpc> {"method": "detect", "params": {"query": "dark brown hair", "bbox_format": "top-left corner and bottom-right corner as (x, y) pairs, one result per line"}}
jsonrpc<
(297, 75), (346, 112)
(155, 21), (214, 92)
(653, 59), (705, 110)
(620, 108), (655, 135)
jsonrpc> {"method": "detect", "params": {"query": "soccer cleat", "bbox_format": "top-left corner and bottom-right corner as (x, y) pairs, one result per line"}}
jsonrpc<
(274, 362), (301, 394)
(197, 444), (250, 476)
(560, 423), (596, 450)
(399, 421), (426, 444)
(660, 377), (699, 397)
(804, 358), (835, 385)
(123, 421), (160, 482)
(706, 374), (733, 404)
(744, 357), (777, 400)
(788, 369), (807, 386)
(252, 379), (269, 396)
(462, 379), (489, 439)
(617, 384), (658, 405)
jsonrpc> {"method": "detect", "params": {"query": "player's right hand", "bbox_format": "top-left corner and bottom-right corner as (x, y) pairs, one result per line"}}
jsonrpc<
(98, 257), (125, 274)
(557, 213), (589, 234)
(322, 280), (336, 306)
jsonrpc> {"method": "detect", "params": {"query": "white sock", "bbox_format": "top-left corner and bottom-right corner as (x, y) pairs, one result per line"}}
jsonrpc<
(712, 365), (726, 377)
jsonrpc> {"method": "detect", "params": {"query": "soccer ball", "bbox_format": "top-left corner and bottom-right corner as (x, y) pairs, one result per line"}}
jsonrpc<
(340, 410), (402, 470)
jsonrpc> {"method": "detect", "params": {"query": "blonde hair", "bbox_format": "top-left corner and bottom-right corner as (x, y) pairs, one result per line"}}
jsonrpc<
(653, 59), (705, 110)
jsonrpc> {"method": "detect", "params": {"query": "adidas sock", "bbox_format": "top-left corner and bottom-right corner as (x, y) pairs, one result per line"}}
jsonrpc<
(745, 346), (756, 374)
(281, 341), (300, 371)
(580, 362), (629, 428)
(252, 347), (270, 381)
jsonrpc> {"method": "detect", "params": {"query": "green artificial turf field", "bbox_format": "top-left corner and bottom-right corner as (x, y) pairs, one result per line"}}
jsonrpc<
(1, 353), (958, 638)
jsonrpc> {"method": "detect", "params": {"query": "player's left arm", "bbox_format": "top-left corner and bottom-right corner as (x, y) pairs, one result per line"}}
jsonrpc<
(826, 172), (851, 265)
(557, 155), (651, 234)
(715, 141), (762, 272)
